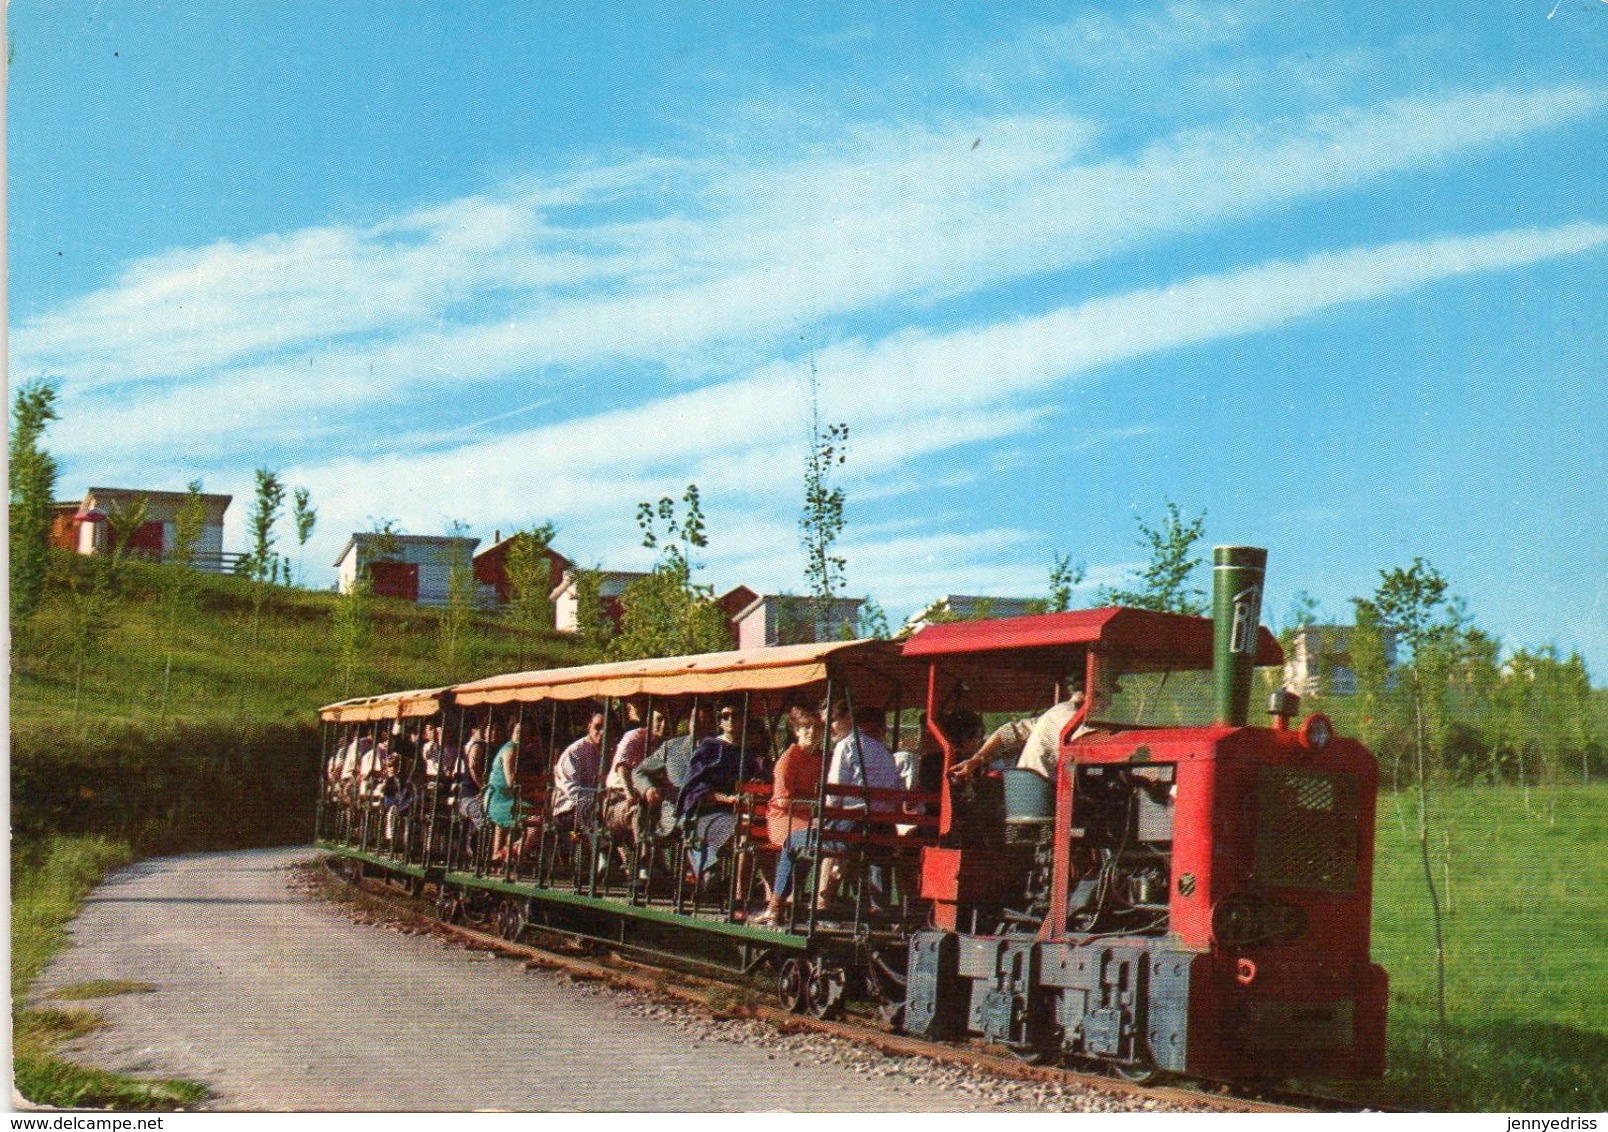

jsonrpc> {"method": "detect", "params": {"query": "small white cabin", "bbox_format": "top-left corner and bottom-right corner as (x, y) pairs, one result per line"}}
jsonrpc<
(335, 534), (478, 606)
(53, 487), (234, 571)
(731, 594), (864, 650)
(549, 569), (649, 633)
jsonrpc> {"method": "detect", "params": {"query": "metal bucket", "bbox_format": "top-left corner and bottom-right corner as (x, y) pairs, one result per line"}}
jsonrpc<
(1001, 768), (1054, 823)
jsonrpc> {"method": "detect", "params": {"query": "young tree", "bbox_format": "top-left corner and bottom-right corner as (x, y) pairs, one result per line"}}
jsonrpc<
(292, 486), (317, 586)
(614, 485), (730, 659)
(1046, 552), (1087, 613)
(63, 562), (116, 731)
(1099, 500), (1208, 614)
(768, 593), (813, 646)
(243, 468), (287, 649)
(1458, 626), (1504, 784)
(9, 379), (60, 629)
(103, 495), (150, 569)
(62, 491), (151, 728)
(437, 520), (480, 682)
(366, 516), (403, 558)
(797, 354), (852, 629)
(1286, 590), (1321, 631)
(1371, 557), (1462, 1058)
(331, 570), (372, 699)
(1560, 650), (1596, 786)
(158, 481), (209, 722)
(504, 521), (559, 668)
(856, 596), (891, 640)
(801, 417), (850, 629)
(1508, 645), (1595, 809)
(1350, 598), (1392, 758)
(1280, 591), (1328, 700)
(246, 468), (286, 583)
(570, 567), (615, 662)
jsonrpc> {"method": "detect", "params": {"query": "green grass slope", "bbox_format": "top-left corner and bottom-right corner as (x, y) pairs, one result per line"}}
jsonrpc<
(12, 554), (586, 730)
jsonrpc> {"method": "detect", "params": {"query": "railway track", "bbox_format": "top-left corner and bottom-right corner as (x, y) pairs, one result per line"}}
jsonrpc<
(312, 856), (1384, 1114)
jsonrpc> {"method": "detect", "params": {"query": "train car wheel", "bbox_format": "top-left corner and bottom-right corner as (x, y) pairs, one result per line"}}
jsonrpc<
(497, 900), (524, 941)
(436, 890), (461, 924)
(778, 958), (809, 1013)
(805, 963), (846, 1019)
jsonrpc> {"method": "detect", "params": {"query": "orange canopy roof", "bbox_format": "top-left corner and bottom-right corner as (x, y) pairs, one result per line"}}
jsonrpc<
(451, 638), (926, 708)
(318, 687), (448, 723)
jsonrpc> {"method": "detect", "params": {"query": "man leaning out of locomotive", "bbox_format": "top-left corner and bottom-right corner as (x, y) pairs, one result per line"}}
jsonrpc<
(948, 673), (1119, 781)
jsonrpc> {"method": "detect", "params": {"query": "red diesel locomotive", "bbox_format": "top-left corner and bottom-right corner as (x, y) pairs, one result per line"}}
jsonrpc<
(902, 547), (1387, 1080)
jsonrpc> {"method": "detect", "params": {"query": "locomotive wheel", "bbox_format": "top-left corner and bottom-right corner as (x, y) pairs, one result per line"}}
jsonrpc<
(777, 958), (809, 1014)
(1006, 1046), (1054, 1067)
(804, 962), (846, 1019)
(1112, 1059), (1159, 1085)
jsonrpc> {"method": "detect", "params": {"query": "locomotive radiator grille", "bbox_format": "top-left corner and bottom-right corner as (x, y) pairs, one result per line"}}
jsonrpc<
(1252, 767), (1359, 893)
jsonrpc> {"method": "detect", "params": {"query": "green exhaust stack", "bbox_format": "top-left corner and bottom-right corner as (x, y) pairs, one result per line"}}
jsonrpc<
(1213, 545), (1268, 727)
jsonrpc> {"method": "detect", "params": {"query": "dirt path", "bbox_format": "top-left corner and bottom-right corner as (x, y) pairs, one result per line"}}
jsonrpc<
(29, 847), (1016, 1111)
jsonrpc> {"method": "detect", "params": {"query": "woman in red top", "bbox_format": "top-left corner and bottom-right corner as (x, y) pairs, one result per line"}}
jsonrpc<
(754, 705), (825, 925)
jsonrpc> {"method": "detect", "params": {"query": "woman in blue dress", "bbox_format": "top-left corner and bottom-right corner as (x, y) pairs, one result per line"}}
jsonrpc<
(485, 726), (521, 863)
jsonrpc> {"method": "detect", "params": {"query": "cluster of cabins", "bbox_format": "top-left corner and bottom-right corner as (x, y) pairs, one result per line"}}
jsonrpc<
(336, 528), (868, 648)
(50, 485), (1376, 684)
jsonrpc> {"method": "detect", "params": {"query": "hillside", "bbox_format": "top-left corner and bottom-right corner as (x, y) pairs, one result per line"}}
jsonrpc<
(12, 552), (587, 732)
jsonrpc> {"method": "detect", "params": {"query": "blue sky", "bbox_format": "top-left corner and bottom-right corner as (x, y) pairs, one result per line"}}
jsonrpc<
(9, 2), (1606, 673)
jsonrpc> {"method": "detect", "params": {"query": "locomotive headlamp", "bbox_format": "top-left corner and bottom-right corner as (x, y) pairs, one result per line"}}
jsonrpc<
(1299, 713), (1334, 752)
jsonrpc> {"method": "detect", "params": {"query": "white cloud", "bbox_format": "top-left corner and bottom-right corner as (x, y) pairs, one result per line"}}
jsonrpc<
(965, 1), (1254, 91)
(262, 220), (1607, 595)
(21, 83), (1603, 473)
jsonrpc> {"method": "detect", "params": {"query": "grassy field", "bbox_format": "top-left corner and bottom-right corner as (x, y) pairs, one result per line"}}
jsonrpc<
(1318, 782), (1608, 1112)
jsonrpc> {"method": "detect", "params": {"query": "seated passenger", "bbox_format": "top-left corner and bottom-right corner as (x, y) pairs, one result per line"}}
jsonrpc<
(602, 703), (667, 840)
(676, 703), (767, 879)
(818, 700), (903, 909)
(633, 701), (715, 840)
(933, 708), (985, 783)
(754, 705), (826, 925)
(551, 712), (605, 836)
(455, 721), (499, 830)
(824, 701), (902, 817)
(359, 735), (389, 805)
(324, 737), (350, 799)
(339, 735), (371, 802)
(378, 751), (416, 843)
(485, 722), (525, 863)
(419, 722), (444, 782)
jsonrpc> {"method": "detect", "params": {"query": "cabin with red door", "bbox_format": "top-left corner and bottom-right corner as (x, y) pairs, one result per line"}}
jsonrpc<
(335, 533), (478, 606)
(55, 487), (235, 571)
